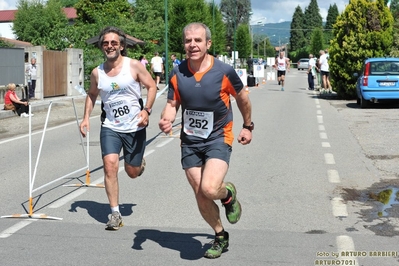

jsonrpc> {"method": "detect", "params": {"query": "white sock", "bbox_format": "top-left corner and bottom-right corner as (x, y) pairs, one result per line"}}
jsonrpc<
(111, 206), (120, 213)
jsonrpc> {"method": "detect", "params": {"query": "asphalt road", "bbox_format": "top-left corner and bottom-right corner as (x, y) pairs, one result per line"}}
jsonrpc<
(1, 69), (399, 266)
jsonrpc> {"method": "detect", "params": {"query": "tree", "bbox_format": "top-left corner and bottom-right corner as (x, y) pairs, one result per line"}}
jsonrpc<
(168, 0), (211, 56)
(310, 28), (324, 56)
(59, 0), (79, 7)
(329, 0), (394, 98)
(324, 4), (339, 46)
(72, 0), (138, 88)
(13, 0), (70, 49)
(131, 0), (165, 55)
(235, 23), (250, 60)
(389, 0), (399, 56)
(290, 6), (306, 52)
(220, 0), (251, 51)
(0, 39), (14, 47)
(303, 0), (323, 42)
(208, 1), (226, 56)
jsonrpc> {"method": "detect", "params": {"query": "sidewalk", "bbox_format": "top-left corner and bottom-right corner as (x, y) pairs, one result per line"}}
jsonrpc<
(0, 95), (87, 120)
(0, 82), (169, 120)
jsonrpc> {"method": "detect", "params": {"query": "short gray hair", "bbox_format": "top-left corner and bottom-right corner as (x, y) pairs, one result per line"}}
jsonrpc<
(182, 22), (212, 43)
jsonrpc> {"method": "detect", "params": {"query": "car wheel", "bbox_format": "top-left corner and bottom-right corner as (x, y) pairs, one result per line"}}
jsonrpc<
(356, 97), (360, 105)
(360, 95), (368, 108)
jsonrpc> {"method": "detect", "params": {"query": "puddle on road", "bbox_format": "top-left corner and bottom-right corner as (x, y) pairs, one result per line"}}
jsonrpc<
(369, 187), (399, 217)
(341, 183), (399, 236)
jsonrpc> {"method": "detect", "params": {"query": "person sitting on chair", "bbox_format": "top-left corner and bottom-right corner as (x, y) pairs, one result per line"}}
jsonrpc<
(3, 83), (33, 117)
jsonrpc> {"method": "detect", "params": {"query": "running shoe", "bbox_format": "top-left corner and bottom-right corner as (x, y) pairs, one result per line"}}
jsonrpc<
(224, 182), (242, 224)
(105, 211), (123, 230)
(138, 158), (146, 176)
(204, 231), (229, 259)
(281, 87), (284, 91)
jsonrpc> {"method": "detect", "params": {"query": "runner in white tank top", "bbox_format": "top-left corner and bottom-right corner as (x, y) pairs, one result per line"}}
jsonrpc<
(274, 51), (290, 91)
(79, 26), (157, 231)
(98, 56), (143, 133)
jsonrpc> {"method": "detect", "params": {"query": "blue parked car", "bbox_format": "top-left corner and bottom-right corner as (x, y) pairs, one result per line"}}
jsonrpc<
(354, 57), (399, 108)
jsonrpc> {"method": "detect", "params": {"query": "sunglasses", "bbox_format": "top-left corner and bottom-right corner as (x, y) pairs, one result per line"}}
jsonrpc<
(102, 40), (120, 48)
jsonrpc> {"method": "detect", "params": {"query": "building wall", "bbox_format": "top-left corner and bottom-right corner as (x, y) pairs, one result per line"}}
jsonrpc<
(0, 47), (25, 85)
(24, 46), (84, 99)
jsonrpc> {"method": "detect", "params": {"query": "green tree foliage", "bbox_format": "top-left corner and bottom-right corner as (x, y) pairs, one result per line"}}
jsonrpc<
(168, 0), (211, 55)
(236, 23), (250, 60)
(330, 0), (394, 98)
(73, 0), (138, 88)
(131, 0), (165, 55)
(310, 28), (324, 56)
(220, 0), (251, 49)
(208, 2), (226, 56)
(324, 4), (339, 46)
(13, 0), (69, 49)
(389, 0), (399, 56)
(303, 0), (323, 42)
(74, 0), (133, 33)
(59, 0), (79, 7)
(290, 6), (306, 52)
(0, 39), (14, 47)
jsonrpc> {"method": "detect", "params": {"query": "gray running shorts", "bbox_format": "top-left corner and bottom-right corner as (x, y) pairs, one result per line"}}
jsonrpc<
(100, 126), (146, 167)
(181, 142), (232, 169)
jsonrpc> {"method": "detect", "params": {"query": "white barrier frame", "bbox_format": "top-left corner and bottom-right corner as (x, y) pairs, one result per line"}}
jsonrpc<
(1, 98), (98, 220)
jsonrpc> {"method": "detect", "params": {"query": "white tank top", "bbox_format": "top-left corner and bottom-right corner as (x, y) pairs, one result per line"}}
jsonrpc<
(277, 57), (287, 71)
(98, 57), (143, 133)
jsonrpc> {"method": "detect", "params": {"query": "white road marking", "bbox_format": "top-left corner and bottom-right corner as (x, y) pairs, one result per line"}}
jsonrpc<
(317, 110), (322, 115)
(327, 169), (341, 183)
(0, 220), (34, 238)
(48, 189), (88, 208)
(319, 132), (328, 139)
(156, 138), (174, 147)
(324, 153), (336, 164)
(336, 235), (359, 265)
(331, 197), (348, 217)
(321, 142), (331, 148)
(318, 125), (325, 131)
(317, 115), (323, 123)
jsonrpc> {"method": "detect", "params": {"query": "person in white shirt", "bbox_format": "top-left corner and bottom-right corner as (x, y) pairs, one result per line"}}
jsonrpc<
(151, 52), (164, 89)
(318, 50), (331, 91)
(307, 54), (316, 90)
(25, 58), (37, 99)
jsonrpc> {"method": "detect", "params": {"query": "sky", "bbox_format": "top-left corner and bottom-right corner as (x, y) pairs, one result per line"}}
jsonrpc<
(0, 0), (350, 38)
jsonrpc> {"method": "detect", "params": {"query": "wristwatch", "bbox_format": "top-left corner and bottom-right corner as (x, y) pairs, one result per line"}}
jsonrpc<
(144, 107), (152, 115)
(243, 122), (254, 131)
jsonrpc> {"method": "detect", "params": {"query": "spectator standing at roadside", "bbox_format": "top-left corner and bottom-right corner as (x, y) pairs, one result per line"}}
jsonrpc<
(158, 22), (253, 259)
(151, 52), (164, 89)
(171, 54), (181, 68)
(318, 50), (331, 92)
(79, 26), (157, 231)
(307, 54), (316, 90)
(274, 51), (290, 91)
(26, 58), (37, 100)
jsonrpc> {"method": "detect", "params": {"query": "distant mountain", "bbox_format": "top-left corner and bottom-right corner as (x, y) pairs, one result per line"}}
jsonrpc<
(252, 21), (291, 46)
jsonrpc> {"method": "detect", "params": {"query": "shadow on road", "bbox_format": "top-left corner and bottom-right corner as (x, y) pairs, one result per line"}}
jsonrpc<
(132, 229), (214, 260)
(69, 200), (136, 223)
